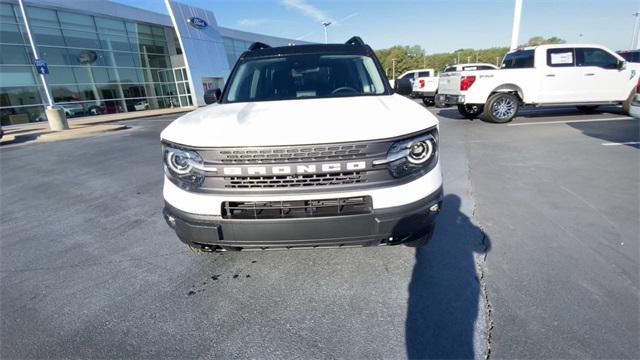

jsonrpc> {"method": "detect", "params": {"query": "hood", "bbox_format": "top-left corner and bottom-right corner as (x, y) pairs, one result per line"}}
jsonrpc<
(160, 94), (438, 147)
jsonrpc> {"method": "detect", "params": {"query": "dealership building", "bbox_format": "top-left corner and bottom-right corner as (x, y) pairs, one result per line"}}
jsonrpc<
(0, 0), (306, 125)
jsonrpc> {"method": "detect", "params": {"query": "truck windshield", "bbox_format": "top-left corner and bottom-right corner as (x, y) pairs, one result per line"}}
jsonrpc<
(224, 54), (388, 103)
(502, 50), (535, 69)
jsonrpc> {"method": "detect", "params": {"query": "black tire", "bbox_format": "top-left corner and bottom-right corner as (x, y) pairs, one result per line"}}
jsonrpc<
(484, 93), (519, 123)
(434, 96), (446, 108)
(576, 105), (599, 113)
(457, 104), (484, 119)
(422, 97), (434, 106)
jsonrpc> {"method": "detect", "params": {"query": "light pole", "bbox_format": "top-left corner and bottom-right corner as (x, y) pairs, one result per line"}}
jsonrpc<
(392, 58), (397, 81)
(322, 21), (332, 44)
(632, 12), (640, 49)
(510, 0), (523, 50)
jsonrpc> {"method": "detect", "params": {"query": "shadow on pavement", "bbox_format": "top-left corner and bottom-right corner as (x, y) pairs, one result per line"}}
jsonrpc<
(567, 119), (639, 149)
(435, 105), (625, 122)
(405, 194), (490, 359)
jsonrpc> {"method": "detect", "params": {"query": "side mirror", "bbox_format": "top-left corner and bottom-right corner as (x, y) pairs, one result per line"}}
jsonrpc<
(618, 59), (627, 70)
(204, 88), (221, 104)
(395, 78), (413, 96)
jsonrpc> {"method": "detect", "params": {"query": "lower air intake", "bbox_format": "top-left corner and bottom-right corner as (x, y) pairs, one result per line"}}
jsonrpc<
(222, 196), (372, 219)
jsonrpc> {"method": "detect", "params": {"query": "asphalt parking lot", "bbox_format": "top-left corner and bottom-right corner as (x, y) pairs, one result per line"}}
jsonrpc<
(1, 105), (638, 359)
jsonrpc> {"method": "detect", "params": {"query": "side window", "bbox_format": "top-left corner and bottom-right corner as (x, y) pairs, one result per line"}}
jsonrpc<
(478, 66), (496, 70)
(418, 71), (430, 77)
(443, 66), (455, 72)
(400, 72), (415, 80)
(576, 48), (618, 69)
(502, 50), (535, 69)
(547, 48), (575, 67)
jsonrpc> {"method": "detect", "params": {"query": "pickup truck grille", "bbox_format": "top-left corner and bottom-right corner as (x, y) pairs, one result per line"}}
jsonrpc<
(214, 144), (369, 164)
(222, 196), (372, 219)
(224, 172), (365, 189)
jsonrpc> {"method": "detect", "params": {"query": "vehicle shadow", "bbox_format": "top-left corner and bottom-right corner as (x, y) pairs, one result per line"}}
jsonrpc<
(405, 194), (491, 359)
(567, 120), (639, 149)
(435, 105), (625, 122)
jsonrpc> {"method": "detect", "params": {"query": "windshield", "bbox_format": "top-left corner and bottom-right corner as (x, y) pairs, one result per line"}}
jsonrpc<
(224, 54), (388, 103)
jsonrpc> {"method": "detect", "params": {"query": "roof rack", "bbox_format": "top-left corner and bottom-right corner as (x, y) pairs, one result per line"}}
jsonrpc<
(345, 36), (365, 46)
(248, 42), (271, 51)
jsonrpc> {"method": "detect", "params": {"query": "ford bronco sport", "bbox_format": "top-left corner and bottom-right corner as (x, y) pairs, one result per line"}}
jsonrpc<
(160, 37), (443, 252)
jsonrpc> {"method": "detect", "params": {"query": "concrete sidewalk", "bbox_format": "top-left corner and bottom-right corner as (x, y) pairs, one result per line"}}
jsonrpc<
(1, 107), (194, 146)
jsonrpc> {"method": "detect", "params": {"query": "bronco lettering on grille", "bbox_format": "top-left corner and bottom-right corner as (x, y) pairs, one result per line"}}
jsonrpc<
(214, 161), (367, 176)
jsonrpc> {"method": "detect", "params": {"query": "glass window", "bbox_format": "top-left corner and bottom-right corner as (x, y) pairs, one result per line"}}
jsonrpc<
(0, 66), (37, 86)
(72, 66), (92, 83)
(38, 46), (70, 65)
(400, 72), (415, 80)
(91, 67), (117, 83)
(65, 48), (112, 66)
(31, 26), (66, 46)
(112, 52), (139, 67)
(0, 86), (42, 107)
(51, 84), (80, 102)
(576, 48), (619, 69)
(0, 3), (17, 24)
(502, 50), (535, 69)
(99, 34), (131, 52)
(62, 29), (101, 49)
(26, 7), (59, 28)
(175, 68), (184, 81)
(146, 54), (169, 68)
(47, 66), (76, 85)
(1, 22), (27, 44)
(1, 104), (46, 125)
(57, 11), (95, 31)
(443, 66), (455, 72)
(117, 68), (141, 83)
(76, 84), (100, 101)
(95, 17), (126, 35)
(418, 71), (431, 77)
(0, 45), (32, 65)
(547, 48), (575, 67)
(225, 54), (387, 103)
(125, 22), (137, 36)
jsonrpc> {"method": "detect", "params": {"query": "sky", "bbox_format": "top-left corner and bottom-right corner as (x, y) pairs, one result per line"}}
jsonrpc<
(112, 0), (640, 54)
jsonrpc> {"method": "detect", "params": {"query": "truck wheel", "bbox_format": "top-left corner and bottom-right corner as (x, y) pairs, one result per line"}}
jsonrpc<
(576, 105), (599, 113)
(457, 104), (484, 119)
(434, 96), (446, 108)
(422, 97), (434, 106)
(485, 93), (519, 123)
(404, 224), (436, 248)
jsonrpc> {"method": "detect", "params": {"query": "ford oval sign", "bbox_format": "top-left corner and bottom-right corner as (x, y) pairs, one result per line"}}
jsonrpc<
(188, 17), (208, 29)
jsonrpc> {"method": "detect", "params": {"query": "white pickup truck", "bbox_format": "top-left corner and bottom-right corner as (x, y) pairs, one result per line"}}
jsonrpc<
(391, 69), (439, 105)
(437, 44), (639, 122)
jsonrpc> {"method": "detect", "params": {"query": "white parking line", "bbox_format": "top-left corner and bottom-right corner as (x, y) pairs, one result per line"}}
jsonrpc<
(601, 141), (640, 146)
(508, 117), (635, 126)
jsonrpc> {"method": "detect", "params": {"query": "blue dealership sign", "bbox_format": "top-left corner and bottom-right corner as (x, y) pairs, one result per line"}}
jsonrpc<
(34, 59), (48, 75)
(188, 17), (208, 29)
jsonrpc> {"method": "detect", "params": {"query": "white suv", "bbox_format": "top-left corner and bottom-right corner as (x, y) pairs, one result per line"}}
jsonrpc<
(437, 44), (639, 122)
(160, 38), (443, 252)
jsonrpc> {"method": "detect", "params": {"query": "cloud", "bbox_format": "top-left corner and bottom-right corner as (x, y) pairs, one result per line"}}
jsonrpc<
(237, 18), (268, 27)
(337, 12), (358, 23)
(280, 0), (332, 23)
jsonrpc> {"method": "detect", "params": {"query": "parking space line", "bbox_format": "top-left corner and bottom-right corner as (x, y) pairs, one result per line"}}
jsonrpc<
(601, 141), (640, 146)
(508, 117), (635, 126)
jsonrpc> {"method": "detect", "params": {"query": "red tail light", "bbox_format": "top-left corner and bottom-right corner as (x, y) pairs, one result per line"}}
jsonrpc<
(636, 76), (640, 93)
(460, 75), (476, 91)
(419, 79), (425, 88)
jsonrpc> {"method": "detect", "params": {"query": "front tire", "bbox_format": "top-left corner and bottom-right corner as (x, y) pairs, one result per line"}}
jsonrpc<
(484, 93), (519, 123)
(457, 104), (484, 119)
(422, 97), (434, 106)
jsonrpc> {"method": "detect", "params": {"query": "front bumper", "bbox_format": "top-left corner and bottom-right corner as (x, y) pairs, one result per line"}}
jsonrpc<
(437, 94), (464, 105)
(163, 187), (443, 250)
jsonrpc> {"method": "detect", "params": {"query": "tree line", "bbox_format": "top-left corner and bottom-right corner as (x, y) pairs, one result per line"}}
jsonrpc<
(375, 36), (565, 78)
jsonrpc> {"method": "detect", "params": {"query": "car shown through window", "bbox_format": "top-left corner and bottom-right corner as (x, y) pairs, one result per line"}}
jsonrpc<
(160, 37), (443, 252)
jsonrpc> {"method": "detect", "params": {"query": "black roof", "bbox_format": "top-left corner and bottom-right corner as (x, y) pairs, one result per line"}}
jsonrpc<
(240, 37), (372, 59)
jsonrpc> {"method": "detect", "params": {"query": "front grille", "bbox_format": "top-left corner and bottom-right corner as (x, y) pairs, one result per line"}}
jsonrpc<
(214, 144), (369, 164)
(224, 172), (365, 189)
(222, 196), (372, 219)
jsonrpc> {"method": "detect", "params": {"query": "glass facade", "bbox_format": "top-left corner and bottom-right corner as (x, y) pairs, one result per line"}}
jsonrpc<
(0, 2), (191, 125)
(222, 36), (253, 68)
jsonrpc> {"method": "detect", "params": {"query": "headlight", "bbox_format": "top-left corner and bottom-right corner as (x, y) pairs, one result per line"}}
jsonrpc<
(163, 145), (205, 190)
(381, 131), (438, 178)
